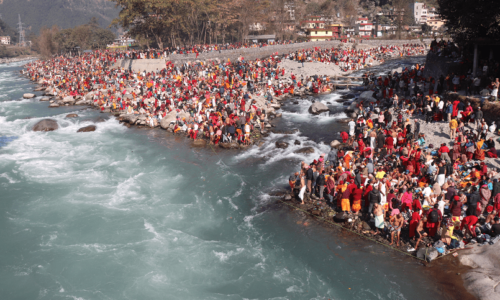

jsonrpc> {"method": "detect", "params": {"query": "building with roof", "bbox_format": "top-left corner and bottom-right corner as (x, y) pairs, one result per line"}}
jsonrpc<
(0, 36), (10, 45)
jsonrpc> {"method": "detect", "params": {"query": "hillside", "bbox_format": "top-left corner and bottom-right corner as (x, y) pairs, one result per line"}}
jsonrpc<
(0, 18), (17, 43)
(0, 0), (119, 34)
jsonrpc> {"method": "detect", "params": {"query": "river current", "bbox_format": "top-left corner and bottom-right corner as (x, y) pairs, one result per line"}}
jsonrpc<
(0, 58), (451, 300)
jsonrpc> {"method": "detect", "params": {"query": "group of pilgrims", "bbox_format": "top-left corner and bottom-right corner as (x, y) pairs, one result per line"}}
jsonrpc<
(25, 43), (426, 146)
(25, 39), (500, 254)
(289, 63), (500, 252)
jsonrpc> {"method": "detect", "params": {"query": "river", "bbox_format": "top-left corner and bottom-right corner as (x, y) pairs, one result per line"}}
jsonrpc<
(0, 58), (458, 300)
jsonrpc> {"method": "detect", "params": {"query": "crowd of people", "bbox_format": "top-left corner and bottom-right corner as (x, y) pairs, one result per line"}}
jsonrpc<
(106, 40), (323, 60)
(429, 39), (500, 101)
(25, 43), (427, 146)
(287, 44), (426, 72)
(289, 62), (500, 253)
(25, 38), (500, 255)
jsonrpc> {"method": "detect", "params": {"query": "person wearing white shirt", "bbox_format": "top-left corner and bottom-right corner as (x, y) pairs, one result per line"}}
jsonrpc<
(348, 120), (356, 136)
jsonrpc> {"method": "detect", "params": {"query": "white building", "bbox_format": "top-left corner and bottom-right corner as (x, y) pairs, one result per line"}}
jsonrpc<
(0, 36), (10, 45)
(413, 2), (428, 24)
(355, 18), (372, 37)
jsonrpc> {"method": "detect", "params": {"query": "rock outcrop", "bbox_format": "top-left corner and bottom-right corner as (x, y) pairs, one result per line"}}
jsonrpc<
(23, 93), (35, 99)
(294, 147), (315, 154)
(460, 243), (500, 300)
(32, 119), (58, 132)
(358, 91), (377, 103)
(77, 125), (96, 132)
(219, 142), (240, 149)
(308, 102), (330, 115)
(330, 140), (341, 148)
(192, 139), (207, 147)
(275, 141), (289, 149)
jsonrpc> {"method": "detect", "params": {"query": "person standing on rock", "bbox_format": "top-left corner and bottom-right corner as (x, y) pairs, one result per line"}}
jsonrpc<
(298, 172), (307, 205)
(326, 147), (338, 168)
(475, 107), (483, 130)
(449, 117), (458, 140)
(414, 119), (420, 137)
(492, 78), (499, 102)
(289, 172), (298, 191)
(348, 119), (355, 136)
(389, 213), (404, 246)
(305, 165), (314, 197)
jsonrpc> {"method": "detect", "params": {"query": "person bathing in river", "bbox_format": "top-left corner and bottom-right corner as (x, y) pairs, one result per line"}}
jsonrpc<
(389, 213), (404, 246)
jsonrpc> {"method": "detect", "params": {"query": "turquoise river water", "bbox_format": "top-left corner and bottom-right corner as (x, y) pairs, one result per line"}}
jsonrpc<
(0, 59), (454, 300)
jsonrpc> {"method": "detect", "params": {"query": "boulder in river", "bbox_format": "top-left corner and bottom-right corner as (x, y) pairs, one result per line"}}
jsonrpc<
(23, 93), (35, 99)
(49, 103), (59, 108)
(275, 141), (289, 149)
(294, 140), (301, 145)
(32, 119), (58, 132)
(77, 125), (96, 133)
(391, 67), (403, 75)
(66, 114), (78, 118)
(294, 147), (314, 154)
(40, 97), (51, 101)
(358, 91), (376, 103)
(192, 139), (206, 147)
(219, 142), (239, 149)
(340, 93), (356, 100)
(308, 102), (330, 115)
(330, 140), (341, 148)
(337, 118), (351, 123)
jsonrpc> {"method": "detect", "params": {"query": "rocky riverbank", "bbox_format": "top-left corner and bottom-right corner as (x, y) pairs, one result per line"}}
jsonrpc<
(0, 56), (38, 65)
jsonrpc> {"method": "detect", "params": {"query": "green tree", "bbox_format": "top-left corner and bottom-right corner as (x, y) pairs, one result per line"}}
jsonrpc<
(438, 0), (500, 46)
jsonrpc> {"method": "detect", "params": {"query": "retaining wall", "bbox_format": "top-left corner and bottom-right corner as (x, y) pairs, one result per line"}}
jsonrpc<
(113, 39), (432, 73)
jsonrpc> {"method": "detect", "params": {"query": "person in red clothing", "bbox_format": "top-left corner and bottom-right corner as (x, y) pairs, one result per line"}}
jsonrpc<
(385, 135), (394, 154)
(409, 211), (421, 239)
(351, 185), (364, 213)
(363, 178), (374, 212)
(438, 143), (450, 154)
(341, 131), (349, 143)
(461, 215), (478, 237)
(425, 203), (442, 237)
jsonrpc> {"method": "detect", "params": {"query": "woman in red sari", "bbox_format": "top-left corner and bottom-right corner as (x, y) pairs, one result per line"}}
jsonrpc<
(452, 100), (460, 118)
(409, 211), (421, 239)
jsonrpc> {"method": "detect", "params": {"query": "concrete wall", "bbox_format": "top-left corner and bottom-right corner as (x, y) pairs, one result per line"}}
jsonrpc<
(113, 39), (431, 73)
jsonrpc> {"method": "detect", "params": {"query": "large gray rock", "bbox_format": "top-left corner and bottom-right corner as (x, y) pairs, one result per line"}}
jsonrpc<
(460, 242), (500, 300)
(192, 139), (207, 147)
(32, 119), (58, 132)
(219, 142), (239, 149)
(275, 141), (289, 149)
(49, 103), (59, 108)
(330, 140), (341, 148)
(66, 114), (78, 118)
(62, 96), (75, 103)
(294, 147), (315, 154)
(40, 97), (51, 101)
(23, 93), (35, 99)
(391, 67), (403, 75)
(308, 102), (330, 115)
(160, 111), (189, 129)
(77, 125), (96, 132)
(75, 100), (88, 106)
(358, 91), (377, 103)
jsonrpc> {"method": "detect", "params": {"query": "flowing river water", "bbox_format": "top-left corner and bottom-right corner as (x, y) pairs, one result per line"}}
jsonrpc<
(0, 58), (460, 300)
